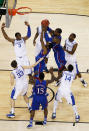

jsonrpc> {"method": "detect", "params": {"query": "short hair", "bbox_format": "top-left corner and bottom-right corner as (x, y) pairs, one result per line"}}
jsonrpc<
(11, 60), (17, 68)
(39, 72), (45, 80)
(68, 64), (73, 72)
(71, 33), (76, 38)
(15, 32), (21, 37)
(48, 43), (53, 49)
(55, 28), (62, 34)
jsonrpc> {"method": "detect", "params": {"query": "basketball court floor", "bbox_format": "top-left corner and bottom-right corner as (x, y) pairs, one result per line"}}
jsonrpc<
(0, 0), (89, 131)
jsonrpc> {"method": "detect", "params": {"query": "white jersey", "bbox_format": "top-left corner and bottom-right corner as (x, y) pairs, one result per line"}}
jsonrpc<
(60, 71), (75, 90)
(12, 66), (27, 85)
(35, 26), (46, 56)
(14, 39), (27, 57)
(65, 39), (77, 62)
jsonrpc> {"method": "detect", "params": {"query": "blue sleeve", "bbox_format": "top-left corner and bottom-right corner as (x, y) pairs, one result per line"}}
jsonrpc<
(47, 27), (52, 32)
(45, 32), (52, 42)
(27, 26), (31, 38)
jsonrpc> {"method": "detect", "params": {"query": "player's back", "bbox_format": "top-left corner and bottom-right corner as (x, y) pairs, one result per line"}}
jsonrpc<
(12, 66), (27, 85)
(14, 39), (27, 57)
(33, 79), (47, 96)
(60, 71), (75, 89)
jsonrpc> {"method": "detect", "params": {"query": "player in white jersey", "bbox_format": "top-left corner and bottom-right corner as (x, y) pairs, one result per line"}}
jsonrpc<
(6, 57), (44, 118)
(52, 65), (80, 122)
(63, 33), (87, 87)
(33, 19), (50, 73)
(1, 22), (32, 81)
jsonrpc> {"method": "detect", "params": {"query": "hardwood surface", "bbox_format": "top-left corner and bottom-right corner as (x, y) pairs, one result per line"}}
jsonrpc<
(0, 0), (89, 131)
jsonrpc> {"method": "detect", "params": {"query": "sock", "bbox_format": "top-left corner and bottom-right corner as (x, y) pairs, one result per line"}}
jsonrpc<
(72, 105), (78, 116)
(27, 103), (30, 109)
(44, 117), (47, 121)
(30, 118), (33, 125)
(53, 100), (58, 113)
(11, 108), (15, 114)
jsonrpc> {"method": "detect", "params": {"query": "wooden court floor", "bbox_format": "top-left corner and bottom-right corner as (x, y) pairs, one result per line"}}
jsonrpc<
(0, 0), (89, 131)
(0, 71), (89, 122)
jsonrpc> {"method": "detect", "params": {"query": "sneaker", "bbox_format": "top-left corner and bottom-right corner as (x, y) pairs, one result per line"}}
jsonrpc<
(7, 112), (15, 118)
(52, 113), (56, 119)
(75, 115), (80, 122)
(44, 67), (49, 73)
(43, 120), (47, 125)
(28, 107), (32, 113)
(27, 124), (32, 128)
(81, 80), (88, 87)
(55, 80), (61, 87)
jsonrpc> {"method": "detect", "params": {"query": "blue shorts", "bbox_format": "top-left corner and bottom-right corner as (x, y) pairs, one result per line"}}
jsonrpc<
(32, 95), (48, 110)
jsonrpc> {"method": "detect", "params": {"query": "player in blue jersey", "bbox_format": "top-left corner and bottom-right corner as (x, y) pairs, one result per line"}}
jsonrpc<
(34, 30), (53, 77)
(27, 67), (55, 128)
(45, 28), (66, 86)
(6, 57), (44, 118)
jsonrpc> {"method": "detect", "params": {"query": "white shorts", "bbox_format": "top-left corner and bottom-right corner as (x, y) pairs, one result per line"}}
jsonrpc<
(16, 56), (32, 75)
(11, 83), (28, 100)
(55, 87), (72, 105)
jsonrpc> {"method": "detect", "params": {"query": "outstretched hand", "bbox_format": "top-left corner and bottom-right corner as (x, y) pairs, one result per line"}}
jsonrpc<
(24, 21), (30, 26)
(1, 23), (6, 29)
(49, 67), (54, 74)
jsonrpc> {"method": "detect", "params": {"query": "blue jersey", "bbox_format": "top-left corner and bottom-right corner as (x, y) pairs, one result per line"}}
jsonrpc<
(33, 79), (47, 95)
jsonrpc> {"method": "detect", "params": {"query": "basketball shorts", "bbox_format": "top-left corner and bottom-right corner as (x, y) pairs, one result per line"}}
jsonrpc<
(16, 55), (32, 75)
(11, 83), (28, 100)
(32, 95), (48, 110)
(55, 87), (73, 105)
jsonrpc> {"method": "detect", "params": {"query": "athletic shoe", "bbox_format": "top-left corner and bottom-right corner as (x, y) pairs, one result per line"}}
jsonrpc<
(43, 120), (47, 125)
(27, 124), (32, 128)
(75, 115), (80, 122)
(52, 113), (56, 119)
(7, 112), (15, 118)
(44, 67), (49, 73)
(81, 80), (88, 87)
(55, 80), (61, 87)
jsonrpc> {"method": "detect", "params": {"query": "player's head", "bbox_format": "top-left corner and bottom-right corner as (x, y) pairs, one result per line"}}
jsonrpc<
(53, 36), (61, 44)
(68, 64), (74, 72)
(54, 28), (62, 36)
(39, 72), (45, 80)
(15, 32), (21, 40)
(11, 60), (17, 68)
(41, 19), (50, 30)
(69, 33), (76, 42)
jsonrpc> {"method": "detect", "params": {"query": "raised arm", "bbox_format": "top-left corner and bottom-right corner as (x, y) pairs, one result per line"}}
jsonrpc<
(1, 23), (15, 43)
(23, 57), (44, 69)
(33, 27), (39, 46)
(23, 21), (31, 41)
(40, 31), (47, 55)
